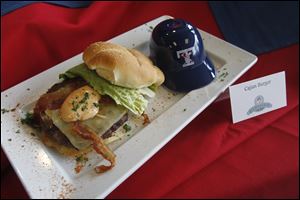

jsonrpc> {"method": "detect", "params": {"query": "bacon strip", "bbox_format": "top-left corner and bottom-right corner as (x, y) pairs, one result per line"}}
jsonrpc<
(72, 122), (116, 173)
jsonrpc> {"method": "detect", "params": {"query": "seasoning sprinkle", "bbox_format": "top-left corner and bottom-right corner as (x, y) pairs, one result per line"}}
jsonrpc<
(1, 108), (10, 114)
(123, 124), (132, 132)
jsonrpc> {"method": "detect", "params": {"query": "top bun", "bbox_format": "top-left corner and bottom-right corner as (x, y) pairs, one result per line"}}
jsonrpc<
(82, 41), (165, 89)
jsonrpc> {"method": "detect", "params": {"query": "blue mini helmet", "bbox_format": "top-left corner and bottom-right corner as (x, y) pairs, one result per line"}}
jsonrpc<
(150, 19), (216, 92)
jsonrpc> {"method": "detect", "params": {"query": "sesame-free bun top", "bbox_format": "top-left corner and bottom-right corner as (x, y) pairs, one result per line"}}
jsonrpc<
(82, 42), (165, 89)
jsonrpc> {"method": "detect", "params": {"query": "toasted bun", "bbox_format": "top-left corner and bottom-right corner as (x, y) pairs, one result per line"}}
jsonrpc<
(82, 42), (165, 89)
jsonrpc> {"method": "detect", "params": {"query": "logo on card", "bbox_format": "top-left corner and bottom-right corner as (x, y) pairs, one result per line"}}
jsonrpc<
(176, 47), (195, 67)
(247, 95), (272, 115)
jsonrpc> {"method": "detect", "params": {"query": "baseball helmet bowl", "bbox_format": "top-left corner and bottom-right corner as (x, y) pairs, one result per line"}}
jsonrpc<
(150, 18), (216, 92)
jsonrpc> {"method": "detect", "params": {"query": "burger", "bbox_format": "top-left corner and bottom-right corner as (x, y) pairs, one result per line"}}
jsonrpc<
(32, 42), (165, 173)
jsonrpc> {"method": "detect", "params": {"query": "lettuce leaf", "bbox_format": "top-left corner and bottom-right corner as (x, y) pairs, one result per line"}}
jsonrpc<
(62, 63), (148, 115)
(138, 87), (156, 98)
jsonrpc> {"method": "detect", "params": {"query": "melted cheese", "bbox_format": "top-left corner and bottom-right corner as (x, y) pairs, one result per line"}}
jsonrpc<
(45, 104), (127, 150)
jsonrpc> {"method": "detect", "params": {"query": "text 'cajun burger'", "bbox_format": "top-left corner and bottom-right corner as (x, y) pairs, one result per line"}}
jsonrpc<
(32, 42), (165, 173)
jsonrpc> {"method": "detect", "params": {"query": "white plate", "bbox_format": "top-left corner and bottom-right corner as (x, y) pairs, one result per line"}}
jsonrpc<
(1, 15), (257, 199)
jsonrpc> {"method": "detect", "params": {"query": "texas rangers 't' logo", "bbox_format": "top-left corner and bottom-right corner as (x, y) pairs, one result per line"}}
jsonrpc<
(176, 47), (195, 67)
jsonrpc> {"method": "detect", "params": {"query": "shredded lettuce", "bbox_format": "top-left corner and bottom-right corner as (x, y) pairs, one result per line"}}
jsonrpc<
(62, 63), (148, 115)
(138, 87), (156, 98)
(148, 84), (158, 91)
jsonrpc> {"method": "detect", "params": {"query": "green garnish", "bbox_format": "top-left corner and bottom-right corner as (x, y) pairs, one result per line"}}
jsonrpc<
(71, 101), (80, 111)
(219, 72), (229, 79)
(123, 124), (132, 132)
(1, 108), (10, 114)
(15, 130), (20, 134)
(76, 155), (88, 163)
(21, 112), (35, 125)
(72, 92), (89, 112)
(79, 92), (89, 104)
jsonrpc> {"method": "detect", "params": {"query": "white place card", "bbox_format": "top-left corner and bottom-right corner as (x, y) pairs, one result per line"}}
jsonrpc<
(229, 71), (287, 123)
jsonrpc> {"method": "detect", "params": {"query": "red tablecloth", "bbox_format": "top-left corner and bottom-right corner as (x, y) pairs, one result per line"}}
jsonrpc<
(1, 2), (299, 199)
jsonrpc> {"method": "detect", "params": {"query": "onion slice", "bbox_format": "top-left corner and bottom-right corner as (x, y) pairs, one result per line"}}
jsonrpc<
(72, 122), (116, 173)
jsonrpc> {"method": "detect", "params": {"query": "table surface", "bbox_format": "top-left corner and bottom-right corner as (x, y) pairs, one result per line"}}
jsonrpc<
(1, 1), (299, 199)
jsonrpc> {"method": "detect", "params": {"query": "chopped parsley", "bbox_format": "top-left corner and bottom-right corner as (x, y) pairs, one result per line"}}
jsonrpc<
(183, 108), (187, 112)
(123, 124), (132, 132)
(21, 112), (35, 125)
(71, 101), (80, 111)
(15, 130), (20, 134)
(72, 92), (89, 112)
(76, 155), (88, 163)
(219, 72), (229, 79)
(1, 108), (10, 114)
(80, 92), (89, 104)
